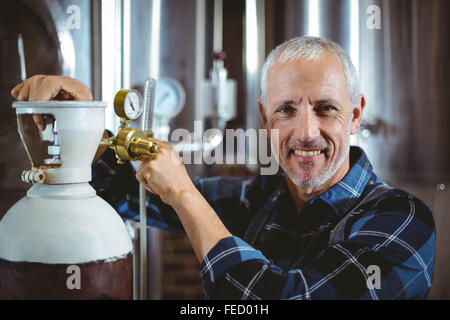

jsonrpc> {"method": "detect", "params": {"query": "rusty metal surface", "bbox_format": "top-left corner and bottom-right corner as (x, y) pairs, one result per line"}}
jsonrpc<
(0, 252), (133, 299)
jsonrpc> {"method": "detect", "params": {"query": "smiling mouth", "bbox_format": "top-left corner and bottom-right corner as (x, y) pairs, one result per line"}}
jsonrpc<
(293, 150), (322, 157)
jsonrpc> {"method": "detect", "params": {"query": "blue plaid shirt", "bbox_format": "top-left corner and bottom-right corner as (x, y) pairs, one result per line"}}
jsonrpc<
(92, 146), (436, 300)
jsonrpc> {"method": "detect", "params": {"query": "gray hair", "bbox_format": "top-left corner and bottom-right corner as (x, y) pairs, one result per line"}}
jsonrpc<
(260, 36), (360, 106)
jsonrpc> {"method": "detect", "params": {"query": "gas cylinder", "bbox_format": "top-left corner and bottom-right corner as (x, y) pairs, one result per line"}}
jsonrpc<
(0, 101), (134, 299)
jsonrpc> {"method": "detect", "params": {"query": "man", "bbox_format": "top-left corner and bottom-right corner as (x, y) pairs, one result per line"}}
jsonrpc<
(12, 36), (435, 299)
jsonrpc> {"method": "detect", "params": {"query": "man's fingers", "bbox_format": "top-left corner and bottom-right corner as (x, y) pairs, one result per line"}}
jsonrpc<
(143, 172), (151, 183)
(60, 78), (93, 101)
(54, 90), (73, 100)
(142, 171), (156, 194)
(11, 75), (93, 132)
(135, 162), (157, 194)
(135, 168), (150, 184)
(32, 115), (46, 131)
(135, 169), (144, 185)
(11, 82), (24, 99)
(11, 75), (93, 102)
(30, 77), (62, 101)
(17, 81), (30, 101)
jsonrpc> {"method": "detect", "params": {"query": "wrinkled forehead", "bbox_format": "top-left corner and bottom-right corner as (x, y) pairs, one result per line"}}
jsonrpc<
(266, 53), (350, 105)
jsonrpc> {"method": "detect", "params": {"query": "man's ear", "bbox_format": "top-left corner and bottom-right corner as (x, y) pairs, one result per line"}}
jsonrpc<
(350, 94), (366, 135)
(258, 99), (270, 138)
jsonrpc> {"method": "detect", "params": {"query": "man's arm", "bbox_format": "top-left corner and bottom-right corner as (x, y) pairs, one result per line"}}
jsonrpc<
(10, 75), (239, 258)
(92, 144), (251, 235)
(135, 140), (237, 261)
(170, 187), (232, 261)
(135, 139), (435, 299)
(198, 193), (435, 299)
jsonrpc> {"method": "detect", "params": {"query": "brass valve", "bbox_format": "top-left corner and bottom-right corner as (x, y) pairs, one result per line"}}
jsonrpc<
(101, 124), (159, 164)
(103, 87), (159, 164)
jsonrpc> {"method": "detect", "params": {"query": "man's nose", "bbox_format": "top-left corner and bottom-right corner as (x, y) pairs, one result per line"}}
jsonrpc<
(295, 108), (320, 142)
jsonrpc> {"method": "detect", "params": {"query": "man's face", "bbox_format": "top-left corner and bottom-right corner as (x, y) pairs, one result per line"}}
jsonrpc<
(260, 53), (364, 188)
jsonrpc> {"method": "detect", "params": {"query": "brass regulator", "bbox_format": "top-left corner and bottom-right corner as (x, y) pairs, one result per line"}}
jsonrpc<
(101, 89), (159, 164)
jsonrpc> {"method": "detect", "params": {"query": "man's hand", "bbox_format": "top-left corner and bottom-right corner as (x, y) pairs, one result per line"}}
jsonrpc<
(10, 75), (107, 163)
(11, 75), (93, 131)
(135, 139), (196, 206)
(135, 139), (232, 262)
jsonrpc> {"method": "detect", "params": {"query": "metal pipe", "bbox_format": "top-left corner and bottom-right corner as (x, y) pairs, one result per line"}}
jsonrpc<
(213, 0), (223, 52)
(138, 185), (147, 300)
(244, 0), (265, 170)
(17, 34), (26, 81)
(138, 78), (156, 300)
(195, 0), (206, 123)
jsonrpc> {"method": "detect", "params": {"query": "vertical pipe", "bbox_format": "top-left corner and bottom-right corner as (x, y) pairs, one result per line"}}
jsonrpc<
(17, 34), (26, 81)
(144, 78), (162, 301)
(126, 0), (147, 301)
(349, 0), (359, 74)
(146, 0), (162, 300)
(150, 0), (161, 80)
(195, 0), (206, 123)
(213, 0), (223, 52)
(139, 185), (147, 300)
(349, 0), (360, 146)
(307, 0), (320, 36)
(91, 0), (102, 101)
(382, 0), (392, 127)
(101, 0), (121, 132)
(244, 0), (265, 169)
(114, 0), (122, 130)
(122, 0), (131, 89)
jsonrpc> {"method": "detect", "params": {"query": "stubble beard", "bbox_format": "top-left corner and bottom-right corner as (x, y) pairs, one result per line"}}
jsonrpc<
(282, 124), (352, 188)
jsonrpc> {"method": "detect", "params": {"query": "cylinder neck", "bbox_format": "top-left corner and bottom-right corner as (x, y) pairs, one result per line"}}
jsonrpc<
(27, 183), (96, 199)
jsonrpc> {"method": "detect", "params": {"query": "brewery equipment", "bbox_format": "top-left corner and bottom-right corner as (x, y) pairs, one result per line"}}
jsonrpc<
(0, 87), (158, 299)
(265, 0), (450, 300)
(102, 88), (159, 164)
(203, 52), (237, 133)
(103, 79), (159, 300)
(153, 77), (186, 141)
(0, 0), (77, 216)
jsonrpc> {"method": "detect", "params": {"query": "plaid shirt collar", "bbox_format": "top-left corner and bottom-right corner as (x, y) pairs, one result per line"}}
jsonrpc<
(243, 146), (376, 217)
(314, 146), (375, 217)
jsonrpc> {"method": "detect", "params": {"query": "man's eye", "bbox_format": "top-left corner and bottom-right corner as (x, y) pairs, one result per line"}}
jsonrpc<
(316, 105), (335, 113)
(277, 105), (295, 113)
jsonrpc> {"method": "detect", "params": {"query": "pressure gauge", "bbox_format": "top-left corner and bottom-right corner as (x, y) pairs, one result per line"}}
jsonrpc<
(154, 78), (186, 119)
(114, 89), (143, 120)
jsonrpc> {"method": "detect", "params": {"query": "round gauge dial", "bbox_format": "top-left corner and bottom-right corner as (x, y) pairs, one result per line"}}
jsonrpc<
(124, 90), (142, 120)
(154, 78), (186, 119)
(114, 89), (143, 120)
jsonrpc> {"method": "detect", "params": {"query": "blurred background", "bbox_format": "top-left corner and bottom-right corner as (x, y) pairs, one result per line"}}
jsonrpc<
(0, 0), (449, 299)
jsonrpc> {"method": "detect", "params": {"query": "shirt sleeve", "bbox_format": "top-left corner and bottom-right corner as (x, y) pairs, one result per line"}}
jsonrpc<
(91, 148), (250, 235)
(90, 147), (183, 233)
(199, 194), (436, 300)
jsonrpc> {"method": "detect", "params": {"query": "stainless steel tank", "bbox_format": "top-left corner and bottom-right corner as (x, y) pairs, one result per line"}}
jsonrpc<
(357, 0), (450, 300)
(265, 0), (450, 299)
(358, 0), (450, 183)
(0, 0), (76, 217)
(266, 0), (450, 182)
